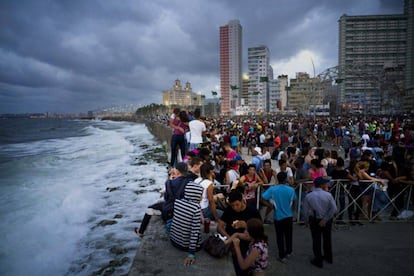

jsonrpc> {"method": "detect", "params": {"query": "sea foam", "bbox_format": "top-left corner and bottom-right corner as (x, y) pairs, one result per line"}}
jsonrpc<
(0, 120), (167, 275)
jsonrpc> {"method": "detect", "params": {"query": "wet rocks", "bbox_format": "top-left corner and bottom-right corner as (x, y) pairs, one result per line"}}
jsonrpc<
(110, 246), (128, 255)
(93, 257), (129, 275)
(106, 186), (120, 192)
(96, 219), (117, 227)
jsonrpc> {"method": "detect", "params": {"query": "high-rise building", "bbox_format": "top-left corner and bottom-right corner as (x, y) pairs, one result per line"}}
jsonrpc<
(269, 79), (280, 113)
(404, 0), (414, 110)
(269, 75), (288, 112)
(162, 79), (203, 107)
(220, 20), (242, 115)
(247, 45), (270, 113)
(338, 6), (409, 114)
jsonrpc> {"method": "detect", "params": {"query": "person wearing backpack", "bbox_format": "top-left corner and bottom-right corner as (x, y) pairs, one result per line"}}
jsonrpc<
(134, 162), (190, 238)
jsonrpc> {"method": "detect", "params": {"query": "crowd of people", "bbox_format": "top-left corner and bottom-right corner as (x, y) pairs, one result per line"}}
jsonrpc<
(136, 108), (414, 274)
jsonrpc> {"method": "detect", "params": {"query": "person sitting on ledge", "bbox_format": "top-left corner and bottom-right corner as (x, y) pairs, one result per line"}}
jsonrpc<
(134, 162), (190, 238)
(169, 180), (205, 266)
(198, 162), (224, 222)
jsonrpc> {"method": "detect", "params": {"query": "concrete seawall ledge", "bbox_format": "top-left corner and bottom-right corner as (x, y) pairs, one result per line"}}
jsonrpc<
(128, 216), (234, 276)
(128, 120), (235, 275)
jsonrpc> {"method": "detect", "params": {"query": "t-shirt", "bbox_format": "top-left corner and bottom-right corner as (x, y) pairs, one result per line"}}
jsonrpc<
(226, 149), (237, 160)
(248, 241), (268, 273)
(276, 167), (294, 179)
(197, 178), (213, 209)
(252, 156), (263, 173)
(262, 184), (296, 221)
(230, 135), (238, 147)
(189, 119), (206, 144)
(221, 205), (261, 253)
(331, 169), (349, 180)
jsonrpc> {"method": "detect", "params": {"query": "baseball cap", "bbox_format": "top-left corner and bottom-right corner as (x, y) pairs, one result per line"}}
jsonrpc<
(314, 177), (330, 187)
(234, 154), (243, 161)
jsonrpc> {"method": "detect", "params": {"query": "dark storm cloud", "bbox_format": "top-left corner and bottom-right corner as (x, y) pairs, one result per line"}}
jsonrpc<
(0, 0), (404, 113)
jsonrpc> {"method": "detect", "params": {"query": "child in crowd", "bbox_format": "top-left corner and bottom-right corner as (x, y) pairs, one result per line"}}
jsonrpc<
(231, 218), (268, 275)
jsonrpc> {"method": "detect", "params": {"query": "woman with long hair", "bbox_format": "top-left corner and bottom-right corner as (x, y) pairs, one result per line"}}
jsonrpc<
(231, 218), (268, 275)
(347, 159), (363, 224)
(199, 163), (223, 222)
(355, 161), (385, 220)
(170, 109), (188, 167)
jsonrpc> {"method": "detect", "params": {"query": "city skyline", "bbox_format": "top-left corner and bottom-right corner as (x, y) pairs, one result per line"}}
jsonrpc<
(0, 0), (404, 114)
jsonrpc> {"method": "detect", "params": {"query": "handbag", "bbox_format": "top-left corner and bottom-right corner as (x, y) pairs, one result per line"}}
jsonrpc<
(204, 234), (231, 258)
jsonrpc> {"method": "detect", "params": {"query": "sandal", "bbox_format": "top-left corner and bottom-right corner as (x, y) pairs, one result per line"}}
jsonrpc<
(134, 227), (144, 238)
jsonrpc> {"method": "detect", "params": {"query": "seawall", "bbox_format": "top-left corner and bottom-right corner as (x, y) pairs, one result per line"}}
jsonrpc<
(101, 115), (172, 154)
(127, 120), (235, 275)
(128, 216), (234, 276)
(144, 120), (171, 155)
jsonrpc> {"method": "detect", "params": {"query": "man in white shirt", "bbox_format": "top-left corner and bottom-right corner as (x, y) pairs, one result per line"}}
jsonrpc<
(275, 159), (294, 186)
(361, 133), (370, 148)
(189, 108), (206, 150)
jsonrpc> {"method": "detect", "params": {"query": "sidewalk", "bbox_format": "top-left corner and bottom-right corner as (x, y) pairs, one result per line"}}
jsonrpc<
(129, 216), (414, 275)
(265, 222), (414, 275)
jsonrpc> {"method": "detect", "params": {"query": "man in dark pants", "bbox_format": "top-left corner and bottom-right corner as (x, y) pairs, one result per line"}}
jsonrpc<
(262, 172), (296, 263)
(303, 177), (337, 268)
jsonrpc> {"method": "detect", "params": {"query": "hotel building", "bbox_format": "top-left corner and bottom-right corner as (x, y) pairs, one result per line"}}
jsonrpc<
(220, 20), (242, 115)
(162, 79), (203, 107)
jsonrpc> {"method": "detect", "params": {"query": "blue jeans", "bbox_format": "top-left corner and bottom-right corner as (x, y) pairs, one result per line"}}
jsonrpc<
(202, 206), (223, 221)
(170, 134), (186, 167)
(373, 190), (389, 213)
(189, 143), (201, 151)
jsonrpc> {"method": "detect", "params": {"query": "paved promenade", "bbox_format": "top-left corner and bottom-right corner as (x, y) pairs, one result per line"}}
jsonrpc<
(129, 125), (414, 275)
(129, 215), (414, 275)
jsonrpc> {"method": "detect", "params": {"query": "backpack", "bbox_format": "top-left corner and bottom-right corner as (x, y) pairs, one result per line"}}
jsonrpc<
(161, 178), (188, 221)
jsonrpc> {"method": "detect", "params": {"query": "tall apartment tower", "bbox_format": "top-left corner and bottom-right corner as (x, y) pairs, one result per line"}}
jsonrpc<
(220, 20), (242, 115)
(338, 9), (408, 114)
(248, 45), (270, 113)
(405, 0), (414, 108)
(269, 75), (288, 112)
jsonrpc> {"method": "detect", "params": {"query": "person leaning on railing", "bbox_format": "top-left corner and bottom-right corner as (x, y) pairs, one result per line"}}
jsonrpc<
(259, 159), (276, 223)
(330, 157), (356, 224)
(394, 161), (414, 212)
(355, 161), (386, 220)
(347, 159), (363, 224)
(376, 156), (401, 220)
(237, 164), (264, 210)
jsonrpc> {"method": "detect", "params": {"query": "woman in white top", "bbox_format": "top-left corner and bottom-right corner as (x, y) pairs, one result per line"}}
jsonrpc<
(198, 163), (223, 222)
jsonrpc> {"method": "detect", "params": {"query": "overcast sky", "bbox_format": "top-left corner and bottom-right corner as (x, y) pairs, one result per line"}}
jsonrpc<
(0, 0), (404, 114)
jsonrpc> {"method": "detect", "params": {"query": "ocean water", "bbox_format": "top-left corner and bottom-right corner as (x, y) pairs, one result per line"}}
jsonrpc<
(0, 118), (168, 275)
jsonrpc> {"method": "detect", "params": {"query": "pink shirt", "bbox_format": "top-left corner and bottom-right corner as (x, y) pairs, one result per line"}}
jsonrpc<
(226, 150), (237, 160)
(310, 168), (326, 180)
